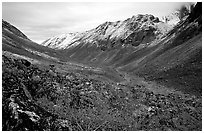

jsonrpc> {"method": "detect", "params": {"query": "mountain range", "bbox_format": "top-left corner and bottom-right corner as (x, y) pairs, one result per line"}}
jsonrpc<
(41, 14), (173, 50)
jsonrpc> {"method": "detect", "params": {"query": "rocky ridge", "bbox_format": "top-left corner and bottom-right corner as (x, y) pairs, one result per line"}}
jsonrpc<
(41, 14), (173, 50)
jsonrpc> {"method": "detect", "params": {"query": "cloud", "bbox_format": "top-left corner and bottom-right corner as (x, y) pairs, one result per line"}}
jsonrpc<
(2, 2), (192, 43)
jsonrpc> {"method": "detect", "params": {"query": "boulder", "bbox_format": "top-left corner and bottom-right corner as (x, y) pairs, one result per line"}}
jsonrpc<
(21, 59), (31, 67)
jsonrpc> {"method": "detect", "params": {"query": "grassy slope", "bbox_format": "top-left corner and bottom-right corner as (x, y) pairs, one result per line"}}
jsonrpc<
(60, 18), (202, 96)
(2, 28), (64, 63)
(132, 25), (202, 96)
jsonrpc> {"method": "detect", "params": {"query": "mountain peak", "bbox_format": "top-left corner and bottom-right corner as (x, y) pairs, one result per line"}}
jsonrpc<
(41, 14), (173, 50)
(129, 14), (160, 23)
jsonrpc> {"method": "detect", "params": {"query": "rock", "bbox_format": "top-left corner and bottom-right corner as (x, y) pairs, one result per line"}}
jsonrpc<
(21, 83), (33, 100)
(8, 95), (20, 120)
(48, 70), (57, 77)
(58, 119), (71, 129)
(21, 59), (31, 67)
(18, 110), (40, 122)
(85, 82), (90, 85)
(153, 17), (159, 23)
(32, 75), (41, 82)
(148, 15), (155, 21)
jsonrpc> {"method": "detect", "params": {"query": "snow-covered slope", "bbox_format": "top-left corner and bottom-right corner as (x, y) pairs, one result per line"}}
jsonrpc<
(41, 14), (175, 50)
(161, 11), (181, 26)
(41, 33), (82, 49)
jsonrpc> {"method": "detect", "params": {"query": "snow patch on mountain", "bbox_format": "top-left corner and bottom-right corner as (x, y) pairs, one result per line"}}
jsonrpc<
(41, 14), (175, 50)
(161, 11), (180, 26)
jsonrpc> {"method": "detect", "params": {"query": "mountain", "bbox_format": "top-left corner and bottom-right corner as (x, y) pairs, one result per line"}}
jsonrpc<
(161, 11), (181, 26)
(42, 14), (172, 50)
(41, 33), (80, 49)
(40, 6), (201, 96)
(2, 19), (63, 64)
(3, 20), (30, 40)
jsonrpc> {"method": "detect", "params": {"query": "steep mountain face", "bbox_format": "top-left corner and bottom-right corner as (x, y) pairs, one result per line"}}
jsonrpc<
(42, 14), (172, 50)
(2, 20), (30, 40)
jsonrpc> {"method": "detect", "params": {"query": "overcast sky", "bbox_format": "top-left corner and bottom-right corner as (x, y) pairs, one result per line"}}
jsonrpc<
(2, 2), (192, 43)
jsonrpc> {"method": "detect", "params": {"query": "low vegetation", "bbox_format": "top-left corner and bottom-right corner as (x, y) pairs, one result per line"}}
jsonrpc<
(2, 54), (202, 131)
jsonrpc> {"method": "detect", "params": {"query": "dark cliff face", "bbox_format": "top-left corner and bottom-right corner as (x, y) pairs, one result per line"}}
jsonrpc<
(189, 2), (202, 24)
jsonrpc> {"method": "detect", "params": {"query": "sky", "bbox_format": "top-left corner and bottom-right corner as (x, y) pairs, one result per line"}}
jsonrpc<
(2, 2), (192, 43)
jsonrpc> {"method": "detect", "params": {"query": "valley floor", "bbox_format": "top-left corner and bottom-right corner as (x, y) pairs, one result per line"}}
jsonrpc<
(2, 53), (202, 131)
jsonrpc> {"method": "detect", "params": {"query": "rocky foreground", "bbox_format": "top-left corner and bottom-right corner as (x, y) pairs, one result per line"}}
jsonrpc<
(2, 54), (202, 131)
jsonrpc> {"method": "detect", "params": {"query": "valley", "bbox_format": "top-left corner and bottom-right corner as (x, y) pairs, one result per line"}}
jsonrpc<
(2, 2), (202, 131)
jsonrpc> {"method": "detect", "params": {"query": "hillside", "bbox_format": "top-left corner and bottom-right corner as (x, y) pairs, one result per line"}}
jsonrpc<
(2, 19), (63, 64)
(41, 3), (202, 96)
(2, 46), (202, 131)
